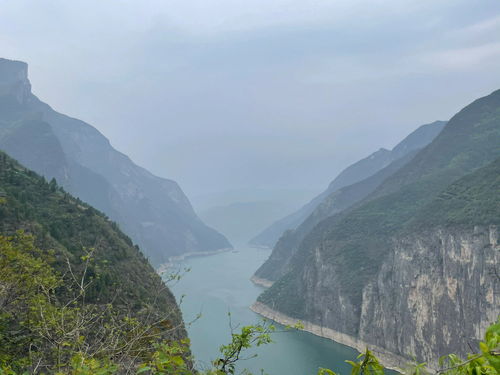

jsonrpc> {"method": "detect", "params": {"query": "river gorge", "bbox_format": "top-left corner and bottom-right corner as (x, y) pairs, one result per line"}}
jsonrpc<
(168, 246), (372, 374)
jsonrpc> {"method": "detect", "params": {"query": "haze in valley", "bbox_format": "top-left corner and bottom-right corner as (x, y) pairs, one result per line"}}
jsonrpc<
(2, 0), (500, 205)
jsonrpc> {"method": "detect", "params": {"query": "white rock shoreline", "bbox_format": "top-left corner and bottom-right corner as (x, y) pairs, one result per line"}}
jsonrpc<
(250, 302), (413, 373)
(250, 275), (274, 288)
(248, 244), (272, 250)
(156, 247), (233, 274)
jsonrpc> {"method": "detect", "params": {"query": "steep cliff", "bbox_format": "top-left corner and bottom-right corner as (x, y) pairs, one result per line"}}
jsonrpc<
(253, 122), (445, 284)
(256, 90), (500, 366)
(253, 225), (499, 369)
(359, 225), (498, 368)
(0, 58), (231, 265)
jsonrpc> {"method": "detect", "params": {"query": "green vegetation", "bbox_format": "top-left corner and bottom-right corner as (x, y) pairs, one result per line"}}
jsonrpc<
(408, 157), (500, 229)
(0, 150), (182, 315)
(0, 141), (498, 374)
(0, 57), (232, 266)
(254, 120), (446, 281)
(0, 235), (498, 375)
(0, 229), (275, 374)
(0, 151), (186, 371)
(260, 89), (500, 316)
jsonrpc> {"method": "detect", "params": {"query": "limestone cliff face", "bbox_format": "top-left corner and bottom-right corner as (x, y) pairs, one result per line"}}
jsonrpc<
(0, 59), (31, 104)
(286, 226), (499, 367)
(359, 225), (499, 366)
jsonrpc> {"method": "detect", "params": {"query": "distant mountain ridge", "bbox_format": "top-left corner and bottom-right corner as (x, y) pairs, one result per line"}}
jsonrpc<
(0, 58), (231, 265)
(252, 121), (446, 283)
(255, 89), (500, 367)
(249, 121), (446, 249)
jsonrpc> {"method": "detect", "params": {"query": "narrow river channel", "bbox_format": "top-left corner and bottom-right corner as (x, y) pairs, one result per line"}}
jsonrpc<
(169, 245), (365, 375)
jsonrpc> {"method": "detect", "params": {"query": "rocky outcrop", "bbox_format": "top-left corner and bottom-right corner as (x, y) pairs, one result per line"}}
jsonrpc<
(256, 87), (500, 369)
(358, 226), (499, 367)
(250, 275), (274, 288)
(0, 59), (31, 104)
(255, 226), (499, 369)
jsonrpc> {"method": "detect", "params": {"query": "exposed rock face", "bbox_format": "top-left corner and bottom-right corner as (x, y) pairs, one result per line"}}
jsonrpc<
(0, 58), (232, 265)
(0, 59), (31, 104)
(256, 89), (500, 367)
(257, 226), (499, 369)
(359, 226), (499, 367)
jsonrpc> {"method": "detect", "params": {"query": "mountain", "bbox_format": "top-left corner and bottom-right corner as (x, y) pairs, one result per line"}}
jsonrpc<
(0, 58), (231, 265)
(249, 121), (446, 249)
(253, 89), (500, 367)
(252, 121), (446, 284)
(0, 152), (186, 337)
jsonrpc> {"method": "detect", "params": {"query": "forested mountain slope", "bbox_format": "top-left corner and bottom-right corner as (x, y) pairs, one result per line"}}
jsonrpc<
(0, 150), (184, 324)
(256, 89), (500, 366)
(0, 58), (231, 265)
(0, 150), (189, 371)
(250, 121), (444, 249)
(253, 121), (445, 283)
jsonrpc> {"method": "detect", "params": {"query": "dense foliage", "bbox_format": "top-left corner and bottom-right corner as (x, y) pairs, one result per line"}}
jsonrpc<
(0, 153), (186, 369)
(408, 157), (500, 228)
(0, 144), (497, 374)
(0, 150), (182, 316)
(0, 234), (498, 375)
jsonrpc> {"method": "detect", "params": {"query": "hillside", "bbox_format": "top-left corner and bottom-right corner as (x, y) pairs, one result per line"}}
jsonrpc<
(256, 89), (500, 365)
(0, 57), (231, 265)
(253, 121), (445, 283)
(0, 149), (191, 371)
(0, 150), (184, 321)
(250, 121), (445, 249)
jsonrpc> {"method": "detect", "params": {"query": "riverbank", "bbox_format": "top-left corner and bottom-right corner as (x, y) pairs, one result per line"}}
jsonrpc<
(250, 275), (274, 288)
(169, 247), (371, 374)
(156, 247), (233, 275)
(250, 302), (410, 372)
(248, 244), (272, 250)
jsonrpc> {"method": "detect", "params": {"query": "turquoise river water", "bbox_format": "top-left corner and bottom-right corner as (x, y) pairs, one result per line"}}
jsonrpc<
(169, 245), (365, 375)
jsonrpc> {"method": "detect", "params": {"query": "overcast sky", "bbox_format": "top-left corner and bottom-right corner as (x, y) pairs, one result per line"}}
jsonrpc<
(1, 0), (500, 199)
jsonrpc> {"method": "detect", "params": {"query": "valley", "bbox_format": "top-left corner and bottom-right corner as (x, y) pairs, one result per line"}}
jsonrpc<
(1, 3), (500, 373)
(169, 246), (386, 375)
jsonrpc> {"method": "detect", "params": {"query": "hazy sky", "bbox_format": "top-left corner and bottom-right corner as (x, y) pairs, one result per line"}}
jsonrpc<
(1, 0), (500, 198)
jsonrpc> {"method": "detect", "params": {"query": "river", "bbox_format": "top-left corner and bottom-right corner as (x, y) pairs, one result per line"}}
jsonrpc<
(168, 245), (365, 375)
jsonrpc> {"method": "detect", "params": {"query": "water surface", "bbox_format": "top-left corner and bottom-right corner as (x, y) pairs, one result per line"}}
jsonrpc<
(169, 246), (363, 375)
